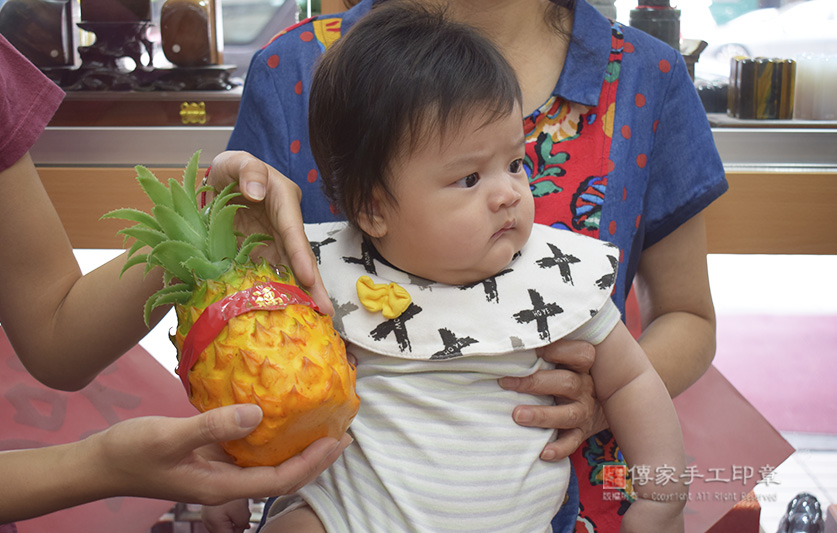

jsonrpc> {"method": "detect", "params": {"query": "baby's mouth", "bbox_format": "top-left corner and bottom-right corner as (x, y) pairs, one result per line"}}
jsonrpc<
(492, 221), (515, 239)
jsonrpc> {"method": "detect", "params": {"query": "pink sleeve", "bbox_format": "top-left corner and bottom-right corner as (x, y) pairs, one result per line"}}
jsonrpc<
(0, 34), (65, 172)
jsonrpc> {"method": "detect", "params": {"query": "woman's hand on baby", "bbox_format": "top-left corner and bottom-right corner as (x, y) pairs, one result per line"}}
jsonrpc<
(498, 339), (606, 461)
(205, 151), (333, 315)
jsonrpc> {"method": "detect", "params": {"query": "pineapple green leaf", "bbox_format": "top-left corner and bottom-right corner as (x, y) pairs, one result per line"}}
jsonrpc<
(101, 208), (162, 232)
(107, 154), (271, 293)
(152, 205), (206, 248)
(149, 240), (206, 286)
(169, 178), (206, 236)
(215, 187), (241, 206)
(117, 226), (168, 250)
(241, 232), (273, 246)
(151, 289), (193, 308)
(127, 239), (146, 258)
(136, 166), (174, 209)
(208, 183), (240, 220)
(153, 282), (192, 296)
(235, 233), (272, 263)
(144, 284), (192, 325)
(207, 204), (244, 261)
(120, 253), (150, 277)
(183, 256), (233, 281)
(181, 150), (201, 203)
(142, 283), (185, 322)
(147, 290), (193, 318)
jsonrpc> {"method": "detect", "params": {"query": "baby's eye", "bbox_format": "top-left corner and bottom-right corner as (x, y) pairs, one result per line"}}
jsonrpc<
(508, 158), (523, 173)
(455, 173), (480, 188)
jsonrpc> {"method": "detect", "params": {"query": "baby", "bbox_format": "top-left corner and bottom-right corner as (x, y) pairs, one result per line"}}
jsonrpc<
(214, 2), (687, 531)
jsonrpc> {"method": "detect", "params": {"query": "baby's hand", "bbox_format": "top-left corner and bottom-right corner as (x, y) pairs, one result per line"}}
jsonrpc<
(201, 498), (252, 533)
(620, 497), (685, 533)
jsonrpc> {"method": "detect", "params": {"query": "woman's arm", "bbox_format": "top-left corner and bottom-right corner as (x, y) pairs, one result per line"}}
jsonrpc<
(633, 212), (717, 397)
(0, 152), (167, 391)
(0, 404), (351, 523)
(0, 149), (334, 391)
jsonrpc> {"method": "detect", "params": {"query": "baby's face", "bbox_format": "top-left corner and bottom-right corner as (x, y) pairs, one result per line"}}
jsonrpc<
(370, 103), (534, 285)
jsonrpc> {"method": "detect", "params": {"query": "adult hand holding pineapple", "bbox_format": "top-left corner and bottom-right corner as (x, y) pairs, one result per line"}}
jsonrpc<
(104, 151), (360, 467)
(203, 150), (334, 316)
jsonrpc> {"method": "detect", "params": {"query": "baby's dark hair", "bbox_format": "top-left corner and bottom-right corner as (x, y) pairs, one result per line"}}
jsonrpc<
(308, 0), (522, 229)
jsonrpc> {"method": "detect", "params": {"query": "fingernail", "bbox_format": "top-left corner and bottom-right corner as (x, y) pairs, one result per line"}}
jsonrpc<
(245, 181), (265, 201)
(328, 435), (353, 456)
(514, 408), (533, 424)
(541, 449), (556, 461)
(235, 404), (263, 429)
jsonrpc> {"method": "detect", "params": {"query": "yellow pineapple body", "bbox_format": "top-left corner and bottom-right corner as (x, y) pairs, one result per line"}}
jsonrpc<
(105, 153), (359, 468)
(174, 262), (359, 467)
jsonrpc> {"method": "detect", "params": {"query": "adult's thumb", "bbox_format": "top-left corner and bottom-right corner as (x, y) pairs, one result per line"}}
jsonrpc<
(233, 403), (263, 430)
(192, 404), (264, 447)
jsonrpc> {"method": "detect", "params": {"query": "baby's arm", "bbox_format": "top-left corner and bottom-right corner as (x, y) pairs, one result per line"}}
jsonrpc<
(590, 321), (687, 532)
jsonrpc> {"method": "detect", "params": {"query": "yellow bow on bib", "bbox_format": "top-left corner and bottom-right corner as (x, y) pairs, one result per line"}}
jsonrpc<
(356, 276), (411, 319)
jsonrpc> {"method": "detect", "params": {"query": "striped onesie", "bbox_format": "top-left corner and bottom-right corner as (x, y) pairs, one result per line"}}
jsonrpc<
(278, 222), (621, 532)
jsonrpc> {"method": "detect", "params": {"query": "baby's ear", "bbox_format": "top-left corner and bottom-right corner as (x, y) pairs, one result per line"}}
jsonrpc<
(356, 189), (388, 238)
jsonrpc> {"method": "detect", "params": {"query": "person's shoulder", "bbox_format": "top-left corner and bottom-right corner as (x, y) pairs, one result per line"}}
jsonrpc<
(250, 16), (327, 66)
(243, 13), (348, 88)
(256, 1), (373, 57)
(618, 22), (684, 68)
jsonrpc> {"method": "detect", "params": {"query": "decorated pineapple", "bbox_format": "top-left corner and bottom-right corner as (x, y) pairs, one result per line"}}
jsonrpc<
(104, 151), (359, 467)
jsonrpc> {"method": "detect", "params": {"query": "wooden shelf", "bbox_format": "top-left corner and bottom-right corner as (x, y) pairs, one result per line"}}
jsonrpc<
(37, 166), (837, 255)
(708, 113), (837, 129)
(39, 166), (190, 249)
(704, 170), (837, 255)
(32, 124), (837, 255)
(48, 87), (242, 127)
